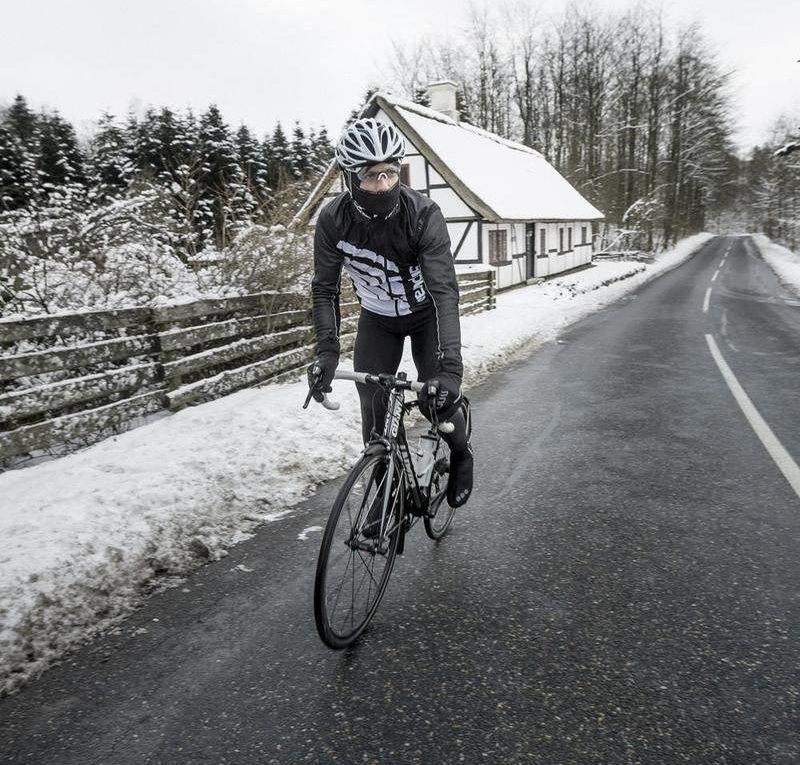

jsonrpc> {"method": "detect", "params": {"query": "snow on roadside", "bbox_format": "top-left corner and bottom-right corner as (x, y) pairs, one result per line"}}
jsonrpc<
(750, 233), (800, 296)
(0, 232), (713, 694)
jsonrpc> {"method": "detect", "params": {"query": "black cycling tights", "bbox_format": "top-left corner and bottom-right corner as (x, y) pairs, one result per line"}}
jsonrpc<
(353, 306), (469, 454)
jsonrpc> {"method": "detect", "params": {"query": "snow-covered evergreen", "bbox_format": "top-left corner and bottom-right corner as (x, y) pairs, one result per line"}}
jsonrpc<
(0, 95), (331, 318)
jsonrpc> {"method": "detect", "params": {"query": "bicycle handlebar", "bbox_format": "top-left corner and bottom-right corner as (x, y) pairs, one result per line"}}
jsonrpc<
(306, 368), (455, 434)
(333, 369), (425, 392)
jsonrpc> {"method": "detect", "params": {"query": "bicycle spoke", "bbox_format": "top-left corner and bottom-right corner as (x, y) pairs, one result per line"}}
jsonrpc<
(355, 548), (380, 591)
(328, 549), (353, 622)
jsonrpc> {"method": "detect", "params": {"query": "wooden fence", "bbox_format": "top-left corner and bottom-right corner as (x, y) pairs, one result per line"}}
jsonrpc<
(0, 270), (495, 466)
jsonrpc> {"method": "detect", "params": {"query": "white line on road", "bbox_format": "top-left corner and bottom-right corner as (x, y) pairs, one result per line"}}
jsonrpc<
(703, 287), (712, 313)
(705, 334), (800, 501)
(711, 269), (719, 282)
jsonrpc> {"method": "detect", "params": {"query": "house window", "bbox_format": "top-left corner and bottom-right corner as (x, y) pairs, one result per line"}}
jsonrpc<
(581, 226), (588, 245)
(400, 163), (410, 186)
(559, 228), (564, 253)
(568, 227), (572, 251)
(488, 229), (508, 265)
(540, 229), (546, 256)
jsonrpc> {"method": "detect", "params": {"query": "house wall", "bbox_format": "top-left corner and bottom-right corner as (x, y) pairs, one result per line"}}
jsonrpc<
(534, 222), (593, 279)
(482, 222), (526, 290)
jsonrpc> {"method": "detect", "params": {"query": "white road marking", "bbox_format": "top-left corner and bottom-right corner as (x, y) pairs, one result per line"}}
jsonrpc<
(705, 334), (800, 500)
(711, 269), (719, 282)
(703, 287), (712, 313)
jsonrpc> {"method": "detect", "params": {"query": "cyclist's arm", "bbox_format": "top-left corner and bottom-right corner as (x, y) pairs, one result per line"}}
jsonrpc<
(417, 204), (464, 381)
(311, 207), (343, 357)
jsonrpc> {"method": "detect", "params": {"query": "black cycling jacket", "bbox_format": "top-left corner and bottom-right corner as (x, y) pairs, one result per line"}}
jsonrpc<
(311, 185), (463, 380)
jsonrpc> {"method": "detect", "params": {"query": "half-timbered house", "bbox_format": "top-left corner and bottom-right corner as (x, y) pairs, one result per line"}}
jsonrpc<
(296, 82), (605, 289)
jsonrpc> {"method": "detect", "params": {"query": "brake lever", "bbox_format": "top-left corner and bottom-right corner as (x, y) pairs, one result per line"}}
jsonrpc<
(303, 365), (321, 410)
(303, 365), (342, 411)
(426, 381), (454, 433)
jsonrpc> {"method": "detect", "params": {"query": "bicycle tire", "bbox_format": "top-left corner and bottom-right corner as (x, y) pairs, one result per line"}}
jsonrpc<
(314, 452), (404, 649)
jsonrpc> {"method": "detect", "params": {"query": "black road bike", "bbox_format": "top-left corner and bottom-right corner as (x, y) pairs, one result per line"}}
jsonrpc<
(305, 369), (466, 649)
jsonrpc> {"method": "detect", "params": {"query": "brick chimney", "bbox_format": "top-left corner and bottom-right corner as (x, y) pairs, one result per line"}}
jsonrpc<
(425, 80), (459, 122)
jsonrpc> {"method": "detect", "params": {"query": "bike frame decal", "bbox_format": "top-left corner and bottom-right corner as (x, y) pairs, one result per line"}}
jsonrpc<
(384, 390), (403, 439)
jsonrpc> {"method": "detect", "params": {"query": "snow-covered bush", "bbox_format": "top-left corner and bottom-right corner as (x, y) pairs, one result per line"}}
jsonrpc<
(0, 185), (210, 318)
(193, 182), (314, 296)
(196, 222), (312, 296)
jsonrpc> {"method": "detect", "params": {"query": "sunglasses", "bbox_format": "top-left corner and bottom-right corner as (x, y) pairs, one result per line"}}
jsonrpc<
(357, 166), (401, 183)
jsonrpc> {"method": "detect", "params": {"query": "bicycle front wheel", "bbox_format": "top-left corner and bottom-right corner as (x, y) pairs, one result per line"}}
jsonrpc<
(314, 452), (404, 649)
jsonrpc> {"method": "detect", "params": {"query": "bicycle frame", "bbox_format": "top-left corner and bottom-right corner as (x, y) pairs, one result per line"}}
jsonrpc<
(372, 379), (445, 526)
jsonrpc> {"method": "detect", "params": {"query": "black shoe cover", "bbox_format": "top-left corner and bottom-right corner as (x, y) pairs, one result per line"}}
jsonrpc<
(447, 446), (473, 508)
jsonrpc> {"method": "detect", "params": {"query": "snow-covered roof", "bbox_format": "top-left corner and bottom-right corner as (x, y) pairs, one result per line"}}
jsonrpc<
(379, 93), (604, 222)
(293, 91), (605, 227)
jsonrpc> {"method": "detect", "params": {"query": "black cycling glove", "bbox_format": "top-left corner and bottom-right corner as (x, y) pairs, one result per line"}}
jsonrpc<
(418, 373), (462, 421)
(307, 351), (338, 403)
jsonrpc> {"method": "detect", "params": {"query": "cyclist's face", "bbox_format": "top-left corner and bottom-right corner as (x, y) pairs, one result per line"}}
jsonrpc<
(359, 163), (400, 193)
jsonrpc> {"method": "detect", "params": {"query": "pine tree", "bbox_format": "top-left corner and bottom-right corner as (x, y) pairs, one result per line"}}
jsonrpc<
(309, 125), (334, 173)
(0, 124), (28, 209)
(131, 108), (167, 180)
(88, 113), (133, 200)
(236, 124), (269, 203)
(197, 104), (249, 249)
(291, 121), (310, 179)
(261, 132), (275, 195)
(455, 89), (472, 124)
(37, 111), (87, 194)
(413, 88), (431, 107)
(6, 95), (37, 145)
(268, 121), (293, 191)
(158, 109), (202, 261)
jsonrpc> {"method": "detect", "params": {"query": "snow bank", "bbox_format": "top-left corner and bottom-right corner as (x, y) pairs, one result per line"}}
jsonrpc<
(751, 234), (800, 296)
(0, 232), (712, 694)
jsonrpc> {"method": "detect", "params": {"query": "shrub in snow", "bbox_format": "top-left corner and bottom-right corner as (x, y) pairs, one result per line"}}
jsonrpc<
(197, 222), (312, 296)
(0, 185), (207, 317)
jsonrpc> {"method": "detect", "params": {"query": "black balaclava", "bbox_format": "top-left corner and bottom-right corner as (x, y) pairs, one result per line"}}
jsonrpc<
(347, 169), (401, 221)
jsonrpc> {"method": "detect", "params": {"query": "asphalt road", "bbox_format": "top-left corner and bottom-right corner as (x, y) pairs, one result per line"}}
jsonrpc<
(2, 235), (799, 764)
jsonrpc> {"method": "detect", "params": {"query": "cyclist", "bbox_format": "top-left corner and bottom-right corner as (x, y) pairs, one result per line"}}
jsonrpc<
(307, 117), (473, 508)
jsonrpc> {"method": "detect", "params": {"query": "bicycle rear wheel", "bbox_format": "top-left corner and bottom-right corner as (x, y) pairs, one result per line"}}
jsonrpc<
(424, 442), (456, 540)
(314, 452), (404, 649)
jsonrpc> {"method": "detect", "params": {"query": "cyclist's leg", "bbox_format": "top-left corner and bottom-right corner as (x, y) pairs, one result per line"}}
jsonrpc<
(409, 307), (473, 507)
(409, 307), (469, 453)
(353, 309), (405, 445)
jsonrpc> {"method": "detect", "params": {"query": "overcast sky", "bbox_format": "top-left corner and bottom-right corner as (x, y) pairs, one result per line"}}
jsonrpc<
(1, 0), (797, 152)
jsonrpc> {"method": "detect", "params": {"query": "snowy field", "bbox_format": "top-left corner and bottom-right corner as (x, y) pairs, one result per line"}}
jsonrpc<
(751, 233), (800, 295)
(0, 232), (712, 694)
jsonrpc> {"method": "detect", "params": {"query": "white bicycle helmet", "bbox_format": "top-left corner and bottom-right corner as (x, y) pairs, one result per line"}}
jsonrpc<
(335, 118), (406, 171)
